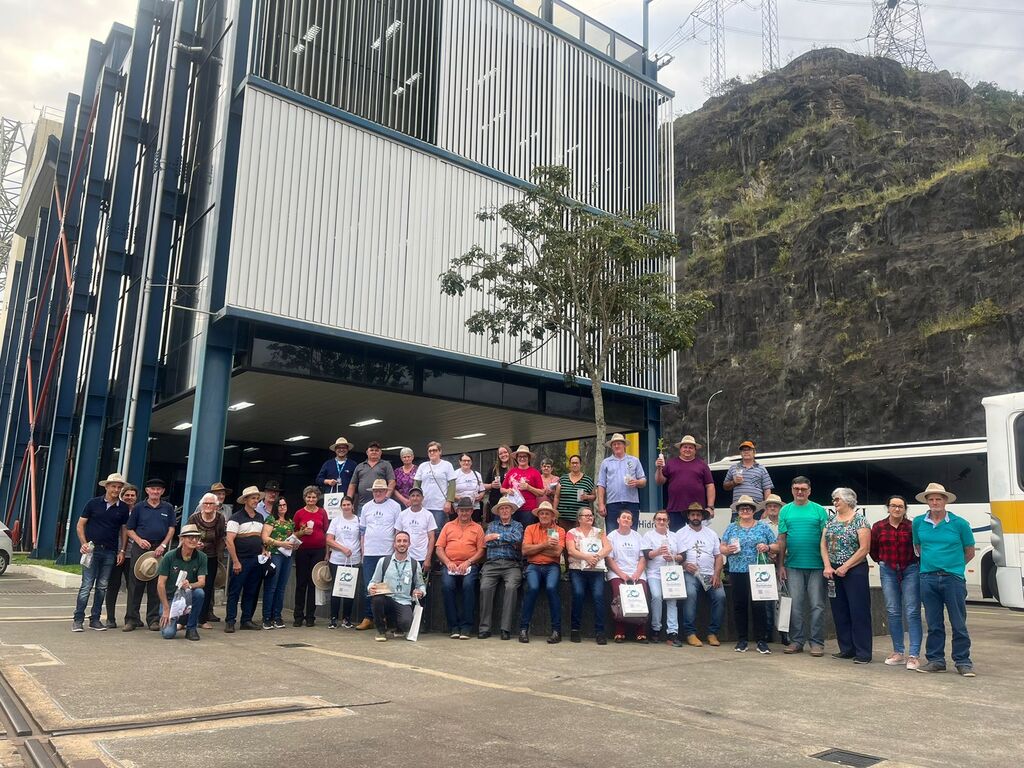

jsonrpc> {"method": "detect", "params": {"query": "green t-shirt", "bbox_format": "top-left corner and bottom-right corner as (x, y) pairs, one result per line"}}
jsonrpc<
(778, 501), (828, 569)
(912, 512), (974, 578)
(157, 547), (208, 585)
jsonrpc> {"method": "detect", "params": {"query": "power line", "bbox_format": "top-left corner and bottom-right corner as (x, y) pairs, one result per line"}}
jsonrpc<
(795, 0), (1024, 15)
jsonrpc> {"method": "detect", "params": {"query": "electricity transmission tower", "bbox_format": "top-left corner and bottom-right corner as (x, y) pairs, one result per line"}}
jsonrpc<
(869, 0), (935, 71)
(0, 118), (28, 306)
(762, 0), (780, 72)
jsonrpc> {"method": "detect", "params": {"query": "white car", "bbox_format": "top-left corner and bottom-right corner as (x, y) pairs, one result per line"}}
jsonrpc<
(0, 521), (12, 575)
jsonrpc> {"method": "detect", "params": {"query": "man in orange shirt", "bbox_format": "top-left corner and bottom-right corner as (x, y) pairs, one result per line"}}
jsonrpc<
(519, 501), (565, 644)
(436, 497), (486, 639)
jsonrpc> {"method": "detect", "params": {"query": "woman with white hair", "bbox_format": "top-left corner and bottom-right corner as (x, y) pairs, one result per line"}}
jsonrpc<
(186, 492), (226, 629)
(821, 487), (872, 663)
(393, 448), (419, 507)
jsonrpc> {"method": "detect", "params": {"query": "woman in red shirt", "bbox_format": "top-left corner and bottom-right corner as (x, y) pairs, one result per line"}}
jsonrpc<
(502, 445), (545, 527)
(292, 485), (330, 627)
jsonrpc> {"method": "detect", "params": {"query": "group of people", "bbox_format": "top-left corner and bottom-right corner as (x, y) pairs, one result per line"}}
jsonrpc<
(68, 433), (978, 676)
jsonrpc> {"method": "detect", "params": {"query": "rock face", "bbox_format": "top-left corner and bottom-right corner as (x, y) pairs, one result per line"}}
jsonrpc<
(665, 49), (1024, 457)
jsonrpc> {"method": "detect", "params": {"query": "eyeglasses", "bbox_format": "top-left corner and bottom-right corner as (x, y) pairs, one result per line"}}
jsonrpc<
(201, 501), (217, 506)
(792, 487), (810, 493)
(888, 504), (906, 509)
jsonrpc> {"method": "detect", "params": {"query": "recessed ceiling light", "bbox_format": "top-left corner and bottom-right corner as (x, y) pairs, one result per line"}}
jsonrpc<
(383, 446), (404, 451)
(290, 451), (309, 457)
(224, 444), (238, 450)
(228, 401), (255, 412)
(250, 459), (264, 464)
(243, 447), (259, 453)
(350, 419), (382, 427)
(453, 432), (486, 440)
(287, 463), (300, 468)
(173, 422), (192, 431)
(284, 435), (310, 442)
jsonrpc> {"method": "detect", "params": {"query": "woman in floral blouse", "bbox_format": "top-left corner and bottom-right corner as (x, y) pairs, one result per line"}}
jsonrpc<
(821, 487), (872, 663)
(721, 495), (778, 654)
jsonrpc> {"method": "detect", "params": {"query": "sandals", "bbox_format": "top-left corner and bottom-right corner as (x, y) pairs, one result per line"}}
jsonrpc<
(614, 634), (626, 643)
(635, 634), (647, 642)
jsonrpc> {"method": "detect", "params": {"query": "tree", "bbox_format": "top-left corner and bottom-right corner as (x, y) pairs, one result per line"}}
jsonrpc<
(440, 165), (711, 485)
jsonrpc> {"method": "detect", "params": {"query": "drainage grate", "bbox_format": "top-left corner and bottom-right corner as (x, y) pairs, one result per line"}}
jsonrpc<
(811, 749), (883, 767)
(277, 642), (311, 648)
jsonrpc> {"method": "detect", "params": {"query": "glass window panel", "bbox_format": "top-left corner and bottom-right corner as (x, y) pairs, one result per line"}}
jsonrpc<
(546, 390), (582, 418)
(514, 0), (544, 17)
(551, 3), (581, 38)
(614, 37), (642, 71)
(465, 376), (502, 404)
(423, 368), (465, 399)
(584, 20), (612, 57)
(366, 359), (415, 391)
(251, 338), (311, 374)
(502, 382), (539, 411)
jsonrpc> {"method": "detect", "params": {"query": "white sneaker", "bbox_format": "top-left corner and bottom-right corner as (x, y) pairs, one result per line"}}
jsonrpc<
(884, 652), (906, 666)
(906, 656), (920, 671)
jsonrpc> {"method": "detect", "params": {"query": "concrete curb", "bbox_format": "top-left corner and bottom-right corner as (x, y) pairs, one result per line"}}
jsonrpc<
(8, 564), (79, 589)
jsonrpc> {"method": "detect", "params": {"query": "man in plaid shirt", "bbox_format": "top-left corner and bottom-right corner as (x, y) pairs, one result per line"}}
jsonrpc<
(477, 497), (524, 640)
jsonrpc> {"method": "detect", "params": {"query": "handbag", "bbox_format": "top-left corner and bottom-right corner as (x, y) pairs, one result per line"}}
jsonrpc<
(659, 565), (687, 600)
(749, 553), (779, 601)
(332, 565), (359, 598)
(323, 492), (346, 519)
(776, 579), (792, 632)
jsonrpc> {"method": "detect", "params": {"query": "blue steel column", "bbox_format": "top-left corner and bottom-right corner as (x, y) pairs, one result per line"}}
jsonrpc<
(64, 7), (156, 552)
(0, 258), (30, 521)
(120, 0), (199, 484)
(639, 399), (662, 512)
(42, 35), (131, 560)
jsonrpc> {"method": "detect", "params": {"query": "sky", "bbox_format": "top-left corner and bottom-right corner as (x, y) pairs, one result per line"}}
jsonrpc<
(0, 0), (1022, 124)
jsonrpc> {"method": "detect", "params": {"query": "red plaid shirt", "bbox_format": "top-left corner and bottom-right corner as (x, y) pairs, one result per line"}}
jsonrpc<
(870, 518), (918, 570)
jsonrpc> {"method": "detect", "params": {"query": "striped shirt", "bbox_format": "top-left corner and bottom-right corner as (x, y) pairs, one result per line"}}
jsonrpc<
(724, 461), (774, 504)
(557, 473), (595, 521)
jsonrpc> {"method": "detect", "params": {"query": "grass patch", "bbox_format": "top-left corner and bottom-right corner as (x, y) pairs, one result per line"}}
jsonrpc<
(920, 298), (1006, 339)
(12, 554), (82, 575)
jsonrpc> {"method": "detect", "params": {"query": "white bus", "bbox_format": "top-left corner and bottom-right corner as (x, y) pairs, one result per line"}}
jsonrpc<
(984, 391), (1024, 609)
(708, 439), (996, 601)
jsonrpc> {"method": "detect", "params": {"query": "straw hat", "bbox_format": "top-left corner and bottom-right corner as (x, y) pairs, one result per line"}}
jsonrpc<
(730, 494), (764, 513)
(915, 482), (956, 504)
(676, 435), (701, 448)
(605, 433), (628, 447)
(512, 444), (534, 460)
(133, 551), (161, 582)
(371, 478), (389, 490)
(492, 495), (518, 512)
(210, 482), (232, 495)
(535, 500), (556, 515)
(763, 494), (783, 506)
(236, 485), (262, 504)
(98, 472), (127, 488)
(179, 524), (202, 538)
(311, 561), (334, 589)
(330, 436), (354, 450)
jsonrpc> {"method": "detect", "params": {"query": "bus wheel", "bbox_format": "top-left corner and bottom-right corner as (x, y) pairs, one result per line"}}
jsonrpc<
(986, 562), (1000, 603)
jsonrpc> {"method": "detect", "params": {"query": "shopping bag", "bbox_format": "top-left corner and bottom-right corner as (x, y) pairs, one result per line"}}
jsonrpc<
(505, 488), (526, 510)
(406, 601), (424, 642)
(617, 582), (649, 618)
(315, 587), (328, 606)
(776, 593), (792, 632)
(332, 565), (359, 598)
(660, 565), (687, 600)
(323, 492), (346, 518)
(749, 561), (779, 602)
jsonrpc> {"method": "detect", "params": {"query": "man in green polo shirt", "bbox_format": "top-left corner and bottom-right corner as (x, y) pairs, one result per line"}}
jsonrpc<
(157, 525), (208, 641)
(776, 476), (829, 656)
(912, 483), (976, 676)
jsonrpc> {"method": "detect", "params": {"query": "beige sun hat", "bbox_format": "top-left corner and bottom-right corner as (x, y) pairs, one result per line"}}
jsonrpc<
(236, 485), (263, 504)
(311, 561), (334, 590)
(731, 494), (764, 513)
(605, 433), (628, 447)
(915, 482), (957, 504)
(330, 436), (354, 450)
(763, 493), (783, 506)
(535, 500), (556, 515)
(98, 472), (127, 488)
(371, 478), (389, 490)
(493, 494), (518, 512)
(178, 524), (202, 538)
(512, 444), (534, 460)
(676, 435), (702, 448)
(133, 551), (161, 582)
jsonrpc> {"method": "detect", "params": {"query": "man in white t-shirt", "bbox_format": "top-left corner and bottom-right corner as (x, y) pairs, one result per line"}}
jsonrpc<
(355, 479), (401, 630)
(675, 503), (725, 647)
(642, 511), (685, 646)
(325, 498), (361, 628)
(414, 441), (457, 534)
(396, 487), (437, 570)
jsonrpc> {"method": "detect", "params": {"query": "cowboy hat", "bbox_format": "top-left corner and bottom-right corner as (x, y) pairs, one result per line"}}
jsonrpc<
(915, 482), (957, 504)
(98, 472), (127, 488)
(311, 561), (334, 590)
(236, 485), (263, 504)
(730, 494), (764, 513)
(455, 496), (475, 509)
(686, 501), (710, 520)
(512, 444), (534, 460)
(263, 480), (281, 492)
(535, 500), (556, 515)
(178, 524), (202, 538)
(676, 435), (702, 448)
(330, 436), (354, 450)
(371, 478), (389, 490)
(605, 433), (628, 447)
(209, 482), (232, 495)
(133, 551), (161, 582)
(492, 494), (517, 512)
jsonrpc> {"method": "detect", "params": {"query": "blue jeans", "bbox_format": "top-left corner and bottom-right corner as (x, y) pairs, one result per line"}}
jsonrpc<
(606, 501), (640, 530)
(920, 571), (972, 668)
(262, 551), (292, 621)
(160, 588), (205, 638)
(74, 548), (117, 622)
(441, 568), (480, 634)
(785, 566), (826, 647)
(647, 572), (679, 634)
(362, 555), (386, 619)
(681, 572), (724, 637)
(879, 562), (922, 656)
(520, 563), (561, 632)
(428, 509), (447, 535)
(226, 556), (262, 624)
(569, 570), (605, 633)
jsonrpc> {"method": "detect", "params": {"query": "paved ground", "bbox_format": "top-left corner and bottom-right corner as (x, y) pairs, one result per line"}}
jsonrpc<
(0, 572), (1022, 768)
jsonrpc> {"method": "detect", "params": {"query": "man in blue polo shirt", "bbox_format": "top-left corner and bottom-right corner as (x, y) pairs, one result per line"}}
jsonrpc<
(912, 482), (976, 676)
(72, 473), (130, 632)
(123, 478), (176, 631)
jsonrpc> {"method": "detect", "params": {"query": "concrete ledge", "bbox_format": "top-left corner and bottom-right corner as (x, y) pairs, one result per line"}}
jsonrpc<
(8, 564), (80, 589)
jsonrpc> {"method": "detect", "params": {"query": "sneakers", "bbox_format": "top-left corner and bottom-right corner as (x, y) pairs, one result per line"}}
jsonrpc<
(375, 633), (388, 642)
(670, 633), (683, 648)
(956, 665), (977, 677)
(274, 618), (285, 629)
(72, 620), (85, 632)
(355, 618), (374, 631)
(648, 630), (660, 644)
(885, 652), (907, 666)
(518, 629), (529, 643)
(734, 640), (748, 652)
(916, 661), (947, 673)
(262, 619), (274, 630)
(328, 619), (338, 629)
(88, 619), (106, 631)
(458, 633), (471, 640)
(783, 643), (803, 654)
(225, 623), (236, 633)
(906, 656), (920, 671)
(757, 641), (771, 654)
(450, 631), (461, 639)
(706, 634), (720, 647)
(104, 619), (118, 630)
(340, 618), (354, 629)
(686, 634), (703, 647)
(853, 657), (872, 664)
(547, 631), (561, 644)
(832, 652), (855, 660)
(595, 633), (607, 645)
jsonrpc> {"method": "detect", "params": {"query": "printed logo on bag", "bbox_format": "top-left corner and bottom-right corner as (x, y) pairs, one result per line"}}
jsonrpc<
(338, 571), (355, 582)
(665, 570), (680, 582)
(325, 496), (341, 510)
(755, 570), (772, 583)
(625, 587), (641, 598)
(585, 542), (600, 553)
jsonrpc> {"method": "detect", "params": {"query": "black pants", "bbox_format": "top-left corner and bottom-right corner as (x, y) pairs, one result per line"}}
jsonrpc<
(199, 555), (219, 622)
(371, 594), (414, 634)
(731, 571), (770, 643)
(293, 547), (324, 622)
(328, 563), (357, 621)
(831, 561), (872, 659)
(105, 558), (128, 622)
(125, 564), (160, 626)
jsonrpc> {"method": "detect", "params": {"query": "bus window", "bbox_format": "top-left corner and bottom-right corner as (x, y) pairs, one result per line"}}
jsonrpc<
(1016, 414), (1024, 493)
(865, 454), (988, 505)
(945, 453), (989, 504)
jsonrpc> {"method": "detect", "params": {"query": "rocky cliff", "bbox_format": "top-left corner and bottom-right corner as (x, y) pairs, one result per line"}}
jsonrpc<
(664, 49), (1024, 457)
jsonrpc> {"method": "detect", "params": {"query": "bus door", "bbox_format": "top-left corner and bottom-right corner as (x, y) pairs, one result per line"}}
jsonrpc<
(985, 393), (1024, 609)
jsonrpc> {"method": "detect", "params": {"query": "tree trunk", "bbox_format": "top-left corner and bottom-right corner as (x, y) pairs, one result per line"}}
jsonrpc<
(590, 371), (606, 528)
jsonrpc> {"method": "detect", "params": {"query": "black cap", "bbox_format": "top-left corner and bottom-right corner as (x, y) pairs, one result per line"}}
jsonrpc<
(143, 478), (166, 489)
(263, 480), (282, 492)
(408, 487), (423, 496)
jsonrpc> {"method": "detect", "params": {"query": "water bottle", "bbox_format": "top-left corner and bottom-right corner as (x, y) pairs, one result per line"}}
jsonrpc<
(80, 541), (94, 568)
(827, 579), (836, 598)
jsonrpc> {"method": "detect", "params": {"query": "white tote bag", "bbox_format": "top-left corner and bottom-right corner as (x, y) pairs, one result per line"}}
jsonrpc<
(749, 561), (780, 602)
(406, 601), (424, 642)
(659, 565), (687, 600)
(332, 565), (359, 599)
(618, 582), (650, 618)
(323, 492), (346, 518)
(776, 593), (792, 632)
(504, 488), (526, 510)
